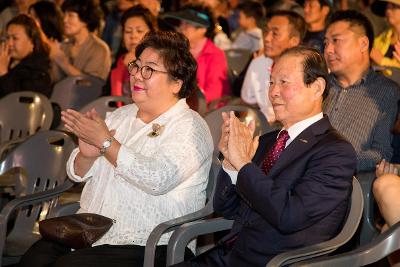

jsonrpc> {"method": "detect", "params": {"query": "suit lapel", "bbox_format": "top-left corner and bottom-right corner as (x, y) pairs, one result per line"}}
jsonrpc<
(266, 117), (331, 178)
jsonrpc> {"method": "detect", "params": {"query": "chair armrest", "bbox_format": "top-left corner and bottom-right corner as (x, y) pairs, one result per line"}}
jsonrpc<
(143, 202), (214, 267)
(166, 217), (233, 265)
(292, 221), (400, 267)
(47, 201), (80, 218)
(0, 180), (74, 266)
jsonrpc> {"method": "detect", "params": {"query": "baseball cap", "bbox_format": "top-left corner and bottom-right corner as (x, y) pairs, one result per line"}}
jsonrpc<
(162, 8), (211, 28)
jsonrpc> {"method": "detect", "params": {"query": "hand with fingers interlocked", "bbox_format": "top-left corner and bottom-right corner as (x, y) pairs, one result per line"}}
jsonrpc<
(61, 108), (114, 158)
(219, 111), (259, 171)
(0, 41), (10, 76)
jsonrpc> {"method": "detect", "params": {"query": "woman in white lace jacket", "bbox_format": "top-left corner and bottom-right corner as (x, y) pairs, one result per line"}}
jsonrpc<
(19, 31), (213, 267)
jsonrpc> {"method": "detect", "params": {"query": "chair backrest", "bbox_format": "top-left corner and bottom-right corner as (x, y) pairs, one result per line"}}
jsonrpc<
(266, 176), (364, 267)
(80, 96), (133, 118)
(50, 75), (105, 111)
(0, 91), (53, 143)
(0, 130), (76, 256)
(293, 220), (400, 267)
(204, 105), (276, 157)
(224, 48), (252, 77)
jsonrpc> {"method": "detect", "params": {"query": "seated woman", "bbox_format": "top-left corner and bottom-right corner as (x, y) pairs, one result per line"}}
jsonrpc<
(371, 0), (400, 68)
(109, 5), (156, 97)
(0, 14), (52, 98)
(164, 4), (230, 104)
(50, 0), (111, 82)
(28, 0), (64, 42)
(18, 31), (213, 267)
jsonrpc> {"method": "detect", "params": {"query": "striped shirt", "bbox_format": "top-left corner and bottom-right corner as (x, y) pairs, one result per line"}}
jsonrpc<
(324, 68), (400, 172)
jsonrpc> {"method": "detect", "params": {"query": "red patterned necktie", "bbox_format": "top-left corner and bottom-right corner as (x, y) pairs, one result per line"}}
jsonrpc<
(262, 130), (290, 175)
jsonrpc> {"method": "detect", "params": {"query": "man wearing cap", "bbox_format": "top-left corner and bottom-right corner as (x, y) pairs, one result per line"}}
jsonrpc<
(303, 0), (332, 53)
(370, 0), (400, 68)
(241, 10), (305, 124)
(163, 4), (230, 104)
(324, 10), (400, 171)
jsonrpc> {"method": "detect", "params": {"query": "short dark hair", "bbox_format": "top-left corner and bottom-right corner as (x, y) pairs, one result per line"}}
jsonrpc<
(7, 14), (50, 56)
(121, 5), (157, 32)
(269, 10), (306, 40)
(327, 10), (374, 51)
(237, 1), (266, 25)
(135, 31), (198, 99)
(61, 0), (103, 32)
(280, 46), (330, 100)
(29, 0), (64, 42)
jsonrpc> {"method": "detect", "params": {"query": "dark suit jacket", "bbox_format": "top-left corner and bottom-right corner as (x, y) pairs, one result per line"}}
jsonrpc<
(214, 116), (357, 267)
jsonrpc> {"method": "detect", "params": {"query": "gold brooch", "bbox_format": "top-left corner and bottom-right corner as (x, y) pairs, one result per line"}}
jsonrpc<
(148, 123), (164, 137)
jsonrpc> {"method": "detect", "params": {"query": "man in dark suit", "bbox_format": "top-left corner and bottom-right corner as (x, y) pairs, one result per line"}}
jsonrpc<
(173, 47), (357, 267)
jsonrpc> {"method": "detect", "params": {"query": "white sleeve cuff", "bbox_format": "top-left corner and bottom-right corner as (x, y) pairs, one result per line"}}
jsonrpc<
(66, 148), (96, 182)
(222, 165), (238, 184)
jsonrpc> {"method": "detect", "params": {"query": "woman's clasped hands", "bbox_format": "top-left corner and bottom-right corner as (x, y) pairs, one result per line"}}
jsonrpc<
(61, 108), (115, 158)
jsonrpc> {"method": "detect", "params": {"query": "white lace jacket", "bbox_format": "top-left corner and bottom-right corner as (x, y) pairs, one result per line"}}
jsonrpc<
(66, 99), (213, 246)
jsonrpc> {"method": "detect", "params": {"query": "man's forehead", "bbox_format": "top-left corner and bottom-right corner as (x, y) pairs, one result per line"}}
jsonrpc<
(326, 21), (363, 37)
(267, 16), (290, 28)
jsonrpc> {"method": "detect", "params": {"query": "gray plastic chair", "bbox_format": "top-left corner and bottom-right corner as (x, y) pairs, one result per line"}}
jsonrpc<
(204, 105), (277, 157)
(165, 177), (363, 267)
(356, 171), (380, 245)
(224, 48), (252, 77)
(143, 158), (221, 267)
(50, 75), (105, 111)
(0, 130), (76, 265)
(0, 91), (53, 145)
(293, 220), (400, 267)
(80, 96), (133, 118)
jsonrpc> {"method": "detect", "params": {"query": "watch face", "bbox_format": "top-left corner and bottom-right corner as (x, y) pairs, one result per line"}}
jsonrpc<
(103, 140), (111, 148)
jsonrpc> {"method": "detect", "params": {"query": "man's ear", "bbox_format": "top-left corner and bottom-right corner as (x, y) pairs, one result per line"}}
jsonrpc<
(359, 35), (369, 53)
(311, 77), (326, 100)
(289, 35), (301, 47)
(321, 6), (330, 18)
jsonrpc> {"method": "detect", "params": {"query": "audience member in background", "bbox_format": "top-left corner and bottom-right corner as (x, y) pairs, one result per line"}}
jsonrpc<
(357, 0), (387, 36)
(324, 10), (400, 172)
(198, 0), (232, 50)
(102, 0), (137, 60)
(164, 4), (230, 104)
(370, 0), (400, 68)
(230, 1), (265, 53)
(241, 10), (305, 124)
(19, 31), (213, 267)
(28, 0), (64, 42)
(269, 0), (305, 17)
(50, 0), (111, 82)
(136, 0), (161, 17)
(303, 0), (332, 53)
(373, 159), (400, 266)
(173, 46), (357, 267)
(109, 5), (156, 97)
(0, 0), (37, 37)
(0, 14), (51, 98)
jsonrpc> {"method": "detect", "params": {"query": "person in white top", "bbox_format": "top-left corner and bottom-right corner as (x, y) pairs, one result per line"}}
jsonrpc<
(241, 10), (306, 124)
(19, 31), (213, 267)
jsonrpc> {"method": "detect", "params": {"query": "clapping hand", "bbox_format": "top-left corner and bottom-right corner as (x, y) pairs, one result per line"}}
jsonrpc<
(394, 42), (400, 62)
(61, 108), (114, 158)
(219, 111), (259, 171)
(0, 41), (10, 76)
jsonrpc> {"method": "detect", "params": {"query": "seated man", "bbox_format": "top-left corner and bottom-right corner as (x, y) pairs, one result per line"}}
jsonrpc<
(323, 10), (400, 172)
(173, 46), (357, 267)
(240, 10), (305, 123)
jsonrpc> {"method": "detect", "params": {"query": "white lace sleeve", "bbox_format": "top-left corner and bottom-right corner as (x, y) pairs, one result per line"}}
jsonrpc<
(114, 116), (213, 195)
(66, 148), (99, 182)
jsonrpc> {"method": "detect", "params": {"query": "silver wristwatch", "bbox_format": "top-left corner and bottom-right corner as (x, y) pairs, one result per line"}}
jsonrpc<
(99, 137), (115, 155)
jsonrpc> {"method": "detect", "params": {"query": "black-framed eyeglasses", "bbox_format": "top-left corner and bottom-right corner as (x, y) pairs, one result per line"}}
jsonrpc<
(128, 60), (169, 80)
